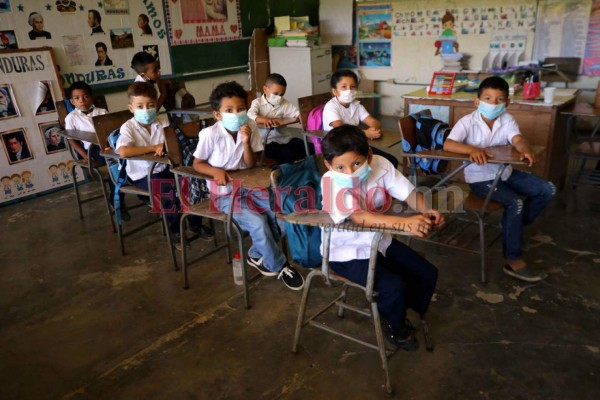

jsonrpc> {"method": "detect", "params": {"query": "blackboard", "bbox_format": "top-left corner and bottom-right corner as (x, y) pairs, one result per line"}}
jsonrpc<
(169, 0), (319, 77)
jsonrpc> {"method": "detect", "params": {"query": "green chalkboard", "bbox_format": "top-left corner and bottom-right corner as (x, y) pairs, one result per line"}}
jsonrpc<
(170, 0), (319, 78)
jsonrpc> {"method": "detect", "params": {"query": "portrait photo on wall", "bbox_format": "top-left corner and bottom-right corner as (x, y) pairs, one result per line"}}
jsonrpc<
(0, 84), (20, 119)
(56, 0), (77, 13)
(1, 128), (34, 164)
(39, 121), (66, 154)
(34, 81), (57, 115)
(27, 12), (52, 40)
(94, 42), (113, 66)
(138, 14), (153, 36)
(181, 0), (228, 23)
(88, 9), (105, 35)
(0, 30), (18, 49)
(110, 28), (134, 49)
(103, 0), (129, 15)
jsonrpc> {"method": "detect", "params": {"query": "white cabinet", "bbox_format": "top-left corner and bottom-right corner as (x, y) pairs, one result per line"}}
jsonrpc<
(268, 44), (332, 108)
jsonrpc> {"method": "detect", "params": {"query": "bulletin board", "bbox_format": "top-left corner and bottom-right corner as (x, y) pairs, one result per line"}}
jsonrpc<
(0, 47), (84, 206)
(0, 0), (172, 89)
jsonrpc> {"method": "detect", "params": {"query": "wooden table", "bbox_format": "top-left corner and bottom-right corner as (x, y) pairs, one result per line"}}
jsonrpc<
(303, 128), (401, 155)
(403, 87), (580, 184)
(561, 102), (600, 142)
(58, 129), (100, 145)
(170, 165), (272, 189)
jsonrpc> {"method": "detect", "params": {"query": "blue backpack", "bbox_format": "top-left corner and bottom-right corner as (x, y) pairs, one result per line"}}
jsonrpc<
(107, 128), (131, 225)
(271, 156), (323, 269)
(402, 111), (451, 174)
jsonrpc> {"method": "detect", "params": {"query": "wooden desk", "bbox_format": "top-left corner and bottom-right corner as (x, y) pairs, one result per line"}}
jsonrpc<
(303, 128), (401, 153)
(257, 117), (300, 129)
(99, 149), (172, 166)
(561, 102), (600, 142)
(418, 145), (544, 165)
(58, 129), (100, 145)
(170, 165), (272, 189)
(403, 87), (580, 184)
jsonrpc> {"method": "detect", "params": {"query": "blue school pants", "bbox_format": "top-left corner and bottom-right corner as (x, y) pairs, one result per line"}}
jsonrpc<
(469, 170), (555, 260)
(329, 239), (438, 330)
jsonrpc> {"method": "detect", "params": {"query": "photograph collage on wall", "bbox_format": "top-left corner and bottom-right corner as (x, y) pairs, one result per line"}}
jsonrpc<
(1, 128), (34, 165)
(38, 121), (66, 154)
(357, 3), (392, 68)
(393, 5), (537, 37)
(0, 83), (20, 120)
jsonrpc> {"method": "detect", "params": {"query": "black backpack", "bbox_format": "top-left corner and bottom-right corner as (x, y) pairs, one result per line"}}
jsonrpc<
(402, 111), (451, 174)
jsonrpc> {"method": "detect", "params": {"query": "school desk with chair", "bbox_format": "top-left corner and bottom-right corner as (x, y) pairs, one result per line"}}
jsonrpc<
(171, 164), (273, 308)
(409, 144), (545, 283)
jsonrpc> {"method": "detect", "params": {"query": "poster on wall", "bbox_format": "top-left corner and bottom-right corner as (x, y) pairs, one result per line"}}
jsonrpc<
(357, 3), (392, 68)
(583, 0), (600, 76)
(0, 48), (84, 206)
(0, 1), (172, 89)
(164, 0), (242, 45)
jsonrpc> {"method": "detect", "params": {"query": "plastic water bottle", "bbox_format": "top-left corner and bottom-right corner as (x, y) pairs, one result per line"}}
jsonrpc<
(232, 252), (243, 286)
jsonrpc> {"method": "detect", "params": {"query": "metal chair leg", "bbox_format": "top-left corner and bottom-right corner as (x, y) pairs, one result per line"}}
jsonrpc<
(371, 303), (393, 395)
(92, 167), (116, 233)
(163, 212), (178, 271)
(478, 215), (486, 283)
(337, 284), (348, 318)
(71, 164), (84, 219)
(421, 315), (434, 352)
(292, 270), (318, 353)
(180, 214), (190, 289)
(117, 221), (125, 256)
(232, 223), (250, 309)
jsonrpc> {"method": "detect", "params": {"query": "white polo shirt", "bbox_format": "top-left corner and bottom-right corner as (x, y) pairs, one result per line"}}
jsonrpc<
(247, 95), (300, 144)
(447, 110), (521, 183)
(193, 120), (263, 170)
(322, 97), (370, 132)
(320, 155), (416, 262)
(64, 107), (108, 150)
(115, 117), (167, 181)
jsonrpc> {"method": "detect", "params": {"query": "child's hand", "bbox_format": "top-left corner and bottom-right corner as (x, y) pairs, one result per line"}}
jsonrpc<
(153, 144), (165, 156)
(264, 118), (280, 128)
(240, 125), (252, 144)
(425, 209), (445, 229)
(212, 169), (232, 186)
(364, 127), (382, 140)
(402, 214), (433, 237)
(469, 149), (493, 165)
(520, 149), (536, 166)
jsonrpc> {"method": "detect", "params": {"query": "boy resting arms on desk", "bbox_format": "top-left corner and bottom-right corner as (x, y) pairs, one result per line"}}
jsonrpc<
(443, 76), (555, 282)
(321, 125), (443, 350)
(192, 81), (304, 291)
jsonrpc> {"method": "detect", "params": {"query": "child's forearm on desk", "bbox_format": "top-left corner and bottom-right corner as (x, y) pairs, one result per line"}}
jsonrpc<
(443, 138), (479, 154)
(119, 145), (159, 157)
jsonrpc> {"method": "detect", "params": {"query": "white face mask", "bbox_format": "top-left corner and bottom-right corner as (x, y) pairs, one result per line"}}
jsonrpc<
(337, 89), (357, 104)
(266, 93), (282, 106)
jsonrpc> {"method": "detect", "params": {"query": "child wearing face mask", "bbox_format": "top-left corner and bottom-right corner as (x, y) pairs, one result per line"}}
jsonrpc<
(444, 76), (555, 283)
(131, 52), (170, 112)
(192, 81), (305, 291)
(321, 124), (443, 351)
(247, 73), (309, 164)
(116, 82), (186, 238)
(322, 70), (399, 168)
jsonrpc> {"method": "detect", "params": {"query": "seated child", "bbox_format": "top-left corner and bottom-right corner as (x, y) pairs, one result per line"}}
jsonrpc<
(444, 76), (555, 282)
(321, 125), (442, 351)
(131, 52), (169, 112)
(192, 81), (304, 290)
(115, 82), (182, 239)
(322, 70), (399, 168)
(247, 73), (309, 164)
(64, 81), (128, 219)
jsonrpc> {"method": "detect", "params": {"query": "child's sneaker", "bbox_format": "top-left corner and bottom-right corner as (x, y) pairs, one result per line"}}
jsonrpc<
(503, 264), (547, 282)
(277, 263), (305, 291)
(381, 321), (419, 352)
(247, 256), (278, 277)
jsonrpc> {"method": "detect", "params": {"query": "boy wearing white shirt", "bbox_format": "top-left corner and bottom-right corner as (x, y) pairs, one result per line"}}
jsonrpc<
(247, 73), (308, 164)
(131, 52), (169, 112)
(321, 125), (442, 351)
(193, 81), (304, 291)
(115, 82), (184, 237)
(444, 76), (554, 282)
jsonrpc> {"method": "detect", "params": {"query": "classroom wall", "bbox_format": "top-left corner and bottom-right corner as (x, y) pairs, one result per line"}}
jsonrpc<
(358, 0), (599, 116)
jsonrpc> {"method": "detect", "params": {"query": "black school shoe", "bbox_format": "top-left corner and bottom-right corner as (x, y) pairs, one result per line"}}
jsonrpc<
(188, 223), (215, 241)
(277, 263), (305, 291)
(381, 320), (419, 351)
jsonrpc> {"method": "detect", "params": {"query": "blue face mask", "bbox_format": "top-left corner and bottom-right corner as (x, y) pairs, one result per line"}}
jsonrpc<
(329, 162), (372, 189)
(134, 108), (157, 125)
(478, 101), (506, 120)
(221, 111), (249, 132)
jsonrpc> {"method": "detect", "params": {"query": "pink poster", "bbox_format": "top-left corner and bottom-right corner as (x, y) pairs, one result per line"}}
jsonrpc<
(165, 0), (242, 45)
(583, 0), (600, 76)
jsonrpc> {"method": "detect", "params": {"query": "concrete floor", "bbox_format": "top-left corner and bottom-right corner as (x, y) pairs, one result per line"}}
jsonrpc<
(1, 181), (599, 400)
